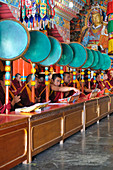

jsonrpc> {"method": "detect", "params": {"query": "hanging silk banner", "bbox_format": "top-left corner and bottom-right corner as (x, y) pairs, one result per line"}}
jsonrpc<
(40, 3), (47, 19)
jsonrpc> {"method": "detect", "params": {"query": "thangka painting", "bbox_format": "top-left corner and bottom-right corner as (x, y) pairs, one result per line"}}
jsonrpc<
(0, 0), (19, 8)
(81, 3), (108, 53)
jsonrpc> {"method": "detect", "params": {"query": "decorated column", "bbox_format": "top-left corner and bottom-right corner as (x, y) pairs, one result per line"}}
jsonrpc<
(73, 68), (76, 88)
(88, 68), (91, 89)
(45, 67), (49, 101)
(93, 71), (96, 88)
(81, 69), (84, 93)
(101, 70), (104, 82)
(5, 61), (11, 114)
(107, 0), (113, 54)
(60, 66), (64, 99)
(31, 63), (36, 103)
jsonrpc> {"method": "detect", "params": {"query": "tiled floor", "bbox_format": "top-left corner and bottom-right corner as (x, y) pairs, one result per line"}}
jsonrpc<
(12, 114), (113, 170)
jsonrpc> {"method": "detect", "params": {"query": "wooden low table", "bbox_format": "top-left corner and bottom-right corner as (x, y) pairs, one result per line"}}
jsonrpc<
(0, 115), (29, 169)
(1, 94), (113, 166)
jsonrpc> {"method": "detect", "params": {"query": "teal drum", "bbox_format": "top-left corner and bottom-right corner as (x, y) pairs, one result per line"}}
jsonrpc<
(82, 48), (94, 69)
(90, 50), (99, 68)
(92, 51), (104, 70)
(24, 31), (51, 63)
(57, 43), (73, 66)
(0, 19), (30, 60)
(68, 42), (87, 68)
(40, 36), (62, 66)
(101, 53), (111, 70)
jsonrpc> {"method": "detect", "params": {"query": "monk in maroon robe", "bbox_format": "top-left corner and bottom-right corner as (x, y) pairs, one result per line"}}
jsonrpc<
(50, 74), (80, 102)
(0, 71), (21, 113)
(36, 81), (46, 103)
(10, 73), (24, 96)
(19, 74), (40, 106)
(107, 69), (113, 87)
(103, 72), (112, 89)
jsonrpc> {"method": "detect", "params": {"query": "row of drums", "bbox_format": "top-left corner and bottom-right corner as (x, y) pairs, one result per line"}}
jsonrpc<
(0, 19), (111, 70)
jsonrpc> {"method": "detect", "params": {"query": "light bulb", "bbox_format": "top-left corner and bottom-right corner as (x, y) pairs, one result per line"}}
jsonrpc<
(69, 2), (73, 8)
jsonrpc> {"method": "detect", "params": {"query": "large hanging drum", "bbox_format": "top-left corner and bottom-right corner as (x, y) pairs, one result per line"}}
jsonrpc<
(0, 19), (30, 60)
(68, 42), (87, 68)
(90, 50), (99, 68)
(23, 31), (51, 63)
(92, 51), (104, 70)
(82, 48), (94, 69)
(101, 53), (111, 70)
(57, 43), (73, 66)
(40, 36), (62, 66)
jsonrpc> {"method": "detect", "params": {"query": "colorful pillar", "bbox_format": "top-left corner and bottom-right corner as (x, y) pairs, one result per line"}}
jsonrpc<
(107, 0), (113, 54)
(88, 68), (91, 89)
(31, 63), (36, 103)
(93, 71), (96, 88)
(101, 70), (104, 82)
(45, 67), (49, 102)
(81, 69), (84, 93)
(73, 68), (76, 88)
(60, 66), (64, 99)
(5, 61), (11, 114)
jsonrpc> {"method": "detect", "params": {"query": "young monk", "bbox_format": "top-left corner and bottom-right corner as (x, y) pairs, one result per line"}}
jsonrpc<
(103, 71), (112, 89)
(63, 72), (75, 98)
(0, 71), (21, 112)
(108, 69), (113, 86)
(19, 74), (41, 106)
(10, 73), (24, 95)
(49, 73), (80, 102)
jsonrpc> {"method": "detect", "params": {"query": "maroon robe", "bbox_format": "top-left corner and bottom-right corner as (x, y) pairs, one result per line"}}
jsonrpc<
(0, 82), (13, 112)
(36, 82), (46, 103)
(97, 81), (105, 90)
(63, 82), (74, 98)
(49, 87), (61, 102)
(10, 78), (24, 95)
(109, 78), (113, 86)
(103, 80), (111, 89)
(0, 82), (5, 105)
(20, 83), (42, 106)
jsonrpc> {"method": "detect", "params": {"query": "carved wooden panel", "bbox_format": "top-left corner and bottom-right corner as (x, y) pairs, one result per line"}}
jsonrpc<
(32, 117), (61, 151)
(0, 128), (27, 169)
(65, 110), (82, 136)
(85, 100), (98, 126)
(110, 95), (113, 111)
(99, 97), (109, 116)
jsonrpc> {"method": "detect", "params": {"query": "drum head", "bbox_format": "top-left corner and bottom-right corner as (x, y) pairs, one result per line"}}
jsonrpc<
(23, 31), (51, 63)
(90, 50), (99, 68)
(40, 36), (62, 66)
(57, 43), (73, 66)
(0, 19), (30, 61)
(101, 53), (111, 70)
(92, 51), (104, 70)
(68, 42), (87, 68)
(82, 48), (94, 69)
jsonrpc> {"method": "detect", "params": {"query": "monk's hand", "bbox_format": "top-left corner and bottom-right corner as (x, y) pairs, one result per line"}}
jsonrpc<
(35, 96), (41, 103)
(72, 88), (80, 94)
(19, 81), (22, 87)
(12, 90), (17, 93)
(11, 95), (21, 106)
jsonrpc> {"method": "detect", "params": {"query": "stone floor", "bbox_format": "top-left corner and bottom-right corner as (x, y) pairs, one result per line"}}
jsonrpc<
(12, 114), (113, 170)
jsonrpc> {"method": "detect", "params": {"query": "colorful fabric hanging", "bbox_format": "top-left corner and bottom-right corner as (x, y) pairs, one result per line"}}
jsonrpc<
(107, 0), (113, 54)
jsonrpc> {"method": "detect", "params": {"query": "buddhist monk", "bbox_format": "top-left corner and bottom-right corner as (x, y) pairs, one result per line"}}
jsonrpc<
(0, 71), (21, 112)
(50, 73), (80, 102)
(108, 69), (113, 86)
(10, 73), (24, 95)
(103, 71), (112, 89)
(20, 74), (40, 106)
(63, 72), (75, 98)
